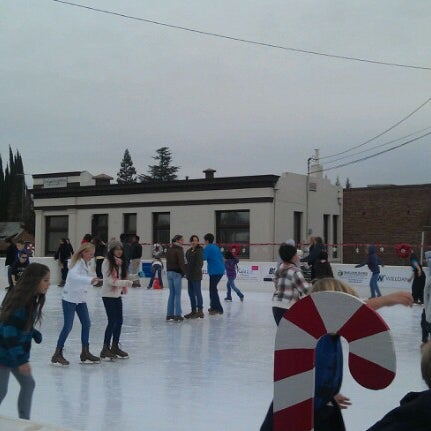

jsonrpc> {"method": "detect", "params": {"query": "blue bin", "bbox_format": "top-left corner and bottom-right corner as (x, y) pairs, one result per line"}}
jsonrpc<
(140, 262), (153, 278)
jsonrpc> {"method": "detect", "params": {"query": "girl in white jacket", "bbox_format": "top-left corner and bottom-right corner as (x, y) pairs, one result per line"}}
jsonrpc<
(52, 243), (101, 365)
(100, 241), (133, 359)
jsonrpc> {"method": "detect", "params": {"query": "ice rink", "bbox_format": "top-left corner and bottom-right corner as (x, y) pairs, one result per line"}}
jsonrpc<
(0, 282), (426, 431)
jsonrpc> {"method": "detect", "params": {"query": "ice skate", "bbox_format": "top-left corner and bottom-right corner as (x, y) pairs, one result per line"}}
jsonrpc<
(111, 342), (129, 359)
(100, 344), (116, 361)
(80, 345), (101, 364)
(51, 348), (69, 366)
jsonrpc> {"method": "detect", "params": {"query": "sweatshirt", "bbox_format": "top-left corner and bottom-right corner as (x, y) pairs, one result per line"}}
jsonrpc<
(62, 258), (95, 304)
(203, 244), (225, 276)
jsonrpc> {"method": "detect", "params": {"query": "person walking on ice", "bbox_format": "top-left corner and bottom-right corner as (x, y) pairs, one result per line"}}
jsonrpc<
(100, 241), (133, 359)
(355, 244), (384, 298)
(0, 263), (50, 419)
(223, 251), (244, 302)
(51, 242), (101, 365)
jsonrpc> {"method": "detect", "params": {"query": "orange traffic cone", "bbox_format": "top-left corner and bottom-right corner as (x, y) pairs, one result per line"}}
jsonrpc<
(153, 278), (161, 289)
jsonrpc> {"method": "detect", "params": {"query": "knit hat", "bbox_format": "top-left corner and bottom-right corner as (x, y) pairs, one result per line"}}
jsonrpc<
(108, 241), (123, 252)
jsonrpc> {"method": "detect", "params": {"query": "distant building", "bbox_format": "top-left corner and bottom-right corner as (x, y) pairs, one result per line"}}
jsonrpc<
(343, 183), (431, 265)
(31, 167), (342, 260)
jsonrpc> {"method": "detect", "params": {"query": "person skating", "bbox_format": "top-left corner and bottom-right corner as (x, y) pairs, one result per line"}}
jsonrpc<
(355, 245), (384, 298)
(184, 235), (204, 319)
(0, 263), (50, 419)
(51, 243), (101, 365)
(203, 233), (225, 315)
(223, 251), (244, 302)
(165, 235), (186, 322)
(100, 241), (133, 359)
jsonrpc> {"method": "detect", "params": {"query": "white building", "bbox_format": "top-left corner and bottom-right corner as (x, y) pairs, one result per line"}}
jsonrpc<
(31, 166), (342, 261)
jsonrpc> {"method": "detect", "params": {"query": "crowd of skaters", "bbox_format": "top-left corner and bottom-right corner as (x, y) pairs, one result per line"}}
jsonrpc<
(1, 233), (431, 429)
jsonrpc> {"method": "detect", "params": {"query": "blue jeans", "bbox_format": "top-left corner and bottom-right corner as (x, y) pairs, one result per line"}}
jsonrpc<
(370, 273), (382, 298)
(226, 278), (244, 300)
(209, 274), (223, 312)
(187, 279), (203, 310)
(57, 300), (91, 348)
(148, 266), (163, 288)
(102, 297), (123, 345)
(167, 271), (183, 316)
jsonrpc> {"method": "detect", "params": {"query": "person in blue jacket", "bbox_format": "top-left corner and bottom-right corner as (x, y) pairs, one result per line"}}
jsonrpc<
(0, 263), (50, 419)
(355, 245), (384, 298)
(203, 233), (225, 315)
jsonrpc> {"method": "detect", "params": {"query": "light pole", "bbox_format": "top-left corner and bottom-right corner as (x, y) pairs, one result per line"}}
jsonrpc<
(306, 155), (317, 241)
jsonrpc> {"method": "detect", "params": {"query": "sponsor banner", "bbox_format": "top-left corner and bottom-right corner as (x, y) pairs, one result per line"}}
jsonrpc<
(332, 264), (412, 289)
(202, 262), (262, 282)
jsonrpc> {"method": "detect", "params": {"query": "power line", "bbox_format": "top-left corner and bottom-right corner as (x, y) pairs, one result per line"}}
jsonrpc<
(324, 124), (431, 165)
(320, 96), (431, 161)
(50, 0), (431, 71)
(315, 130), (431, 173)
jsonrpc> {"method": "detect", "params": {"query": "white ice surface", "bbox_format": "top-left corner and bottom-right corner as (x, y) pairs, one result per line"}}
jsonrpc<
(0, 283), (425, 431)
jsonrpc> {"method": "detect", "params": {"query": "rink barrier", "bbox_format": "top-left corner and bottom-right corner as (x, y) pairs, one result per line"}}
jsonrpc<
(0, 414), (76, 431)
(273, 291), (396, 431)
(0, 258), (416, 291)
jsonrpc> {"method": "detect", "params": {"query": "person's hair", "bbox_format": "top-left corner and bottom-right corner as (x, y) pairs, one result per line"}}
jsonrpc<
(410, 252), (418, 261)
(16, 239), (24, 245)
(70, 242), (95, 268)
(107, 244), (127, 279)
(311, 278), (358, 297)
(60, 238), (67, 244)
(19, 250), (28, 257)
(314, 237), (323, 244)
(5, 238), (13, 244)
(224, 251), (235, 260)
(421, 342), (431, 388)
(82, 234), (93, 242)
(204, 233), (214, 243)
(190, 235), (199, 242)
(279, 244), (297, 263)
(134, 235), (140, 241)
(0, 263), (49, 330)
(172, 235), (183, 243)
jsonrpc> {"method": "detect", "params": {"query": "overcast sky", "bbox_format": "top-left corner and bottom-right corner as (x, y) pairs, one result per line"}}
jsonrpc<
(2, 0), (430, 187)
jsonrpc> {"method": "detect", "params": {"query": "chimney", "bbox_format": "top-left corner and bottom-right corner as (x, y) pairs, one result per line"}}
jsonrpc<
(203, 168), (216, 180)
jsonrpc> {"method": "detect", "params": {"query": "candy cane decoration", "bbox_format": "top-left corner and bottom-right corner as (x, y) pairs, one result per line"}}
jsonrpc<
(273, 291), (396, 431)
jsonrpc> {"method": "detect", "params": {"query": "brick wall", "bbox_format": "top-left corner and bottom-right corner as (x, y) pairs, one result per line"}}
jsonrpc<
(343, 184), (431, 265)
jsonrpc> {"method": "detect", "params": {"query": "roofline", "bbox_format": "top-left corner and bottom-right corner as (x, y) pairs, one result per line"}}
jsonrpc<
(344, 183), (431, 192)
(32, 171), (83, 179)
(31, 175), (280, 198)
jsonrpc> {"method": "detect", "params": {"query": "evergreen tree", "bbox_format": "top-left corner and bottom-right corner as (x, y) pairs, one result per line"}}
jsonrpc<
(345, 177), (352, 189)
(140, 147), (180, 182)
(0, 155), (5, 221)
(335, 176), (341, 186)
(117, 149), (137, 184)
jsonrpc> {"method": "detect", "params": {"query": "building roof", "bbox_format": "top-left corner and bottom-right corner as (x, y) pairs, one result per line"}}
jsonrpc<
(32, 171), (82, 179)
(31, 174), (280, 198)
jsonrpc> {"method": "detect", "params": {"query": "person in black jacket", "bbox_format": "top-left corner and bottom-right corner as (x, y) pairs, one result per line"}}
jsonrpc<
(301, 236), (325, 280)
(366, 341), (431, 431)
(54, 238), (73, 287)
(5, 238), (18, 289)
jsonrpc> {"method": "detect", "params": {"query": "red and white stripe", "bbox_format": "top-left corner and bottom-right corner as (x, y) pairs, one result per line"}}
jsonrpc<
(273, 291), (396, 431)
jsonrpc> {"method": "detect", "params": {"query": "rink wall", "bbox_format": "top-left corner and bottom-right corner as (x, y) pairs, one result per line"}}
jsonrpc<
(0, 258), (415, 291)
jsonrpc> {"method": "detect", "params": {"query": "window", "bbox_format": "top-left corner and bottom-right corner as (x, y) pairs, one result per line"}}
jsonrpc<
(92, 214), (109, 243)
(153, 212), (170, 245)
(123, 213), (137, 236)
(216, 210), (250, 257)
(323, 214), (330, 245)
(45, 216), (68, 256)
(293, 212), (302, 246)
(332, 215), (339, 258)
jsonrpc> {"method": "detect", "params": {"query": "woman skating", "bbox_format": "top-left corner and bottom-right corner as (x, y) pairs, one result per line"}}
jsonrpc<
(51, 242), (101, 365)
(100, 241), (133, 359)
(0, 263), (50, 419)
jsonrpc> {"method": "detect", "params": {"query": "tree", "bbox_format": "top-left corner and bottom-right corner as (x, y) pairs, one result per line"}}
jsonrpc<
(345, 177), (352, 189)
(140, 147), (180, 182)
(335, 176), (341, 187)
(117, 149), (137, 184)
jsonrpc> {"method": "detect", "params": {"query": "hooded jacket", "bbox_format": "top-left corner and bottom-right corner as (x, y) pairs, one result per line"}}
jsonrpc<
(356, 245), (383, 274)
